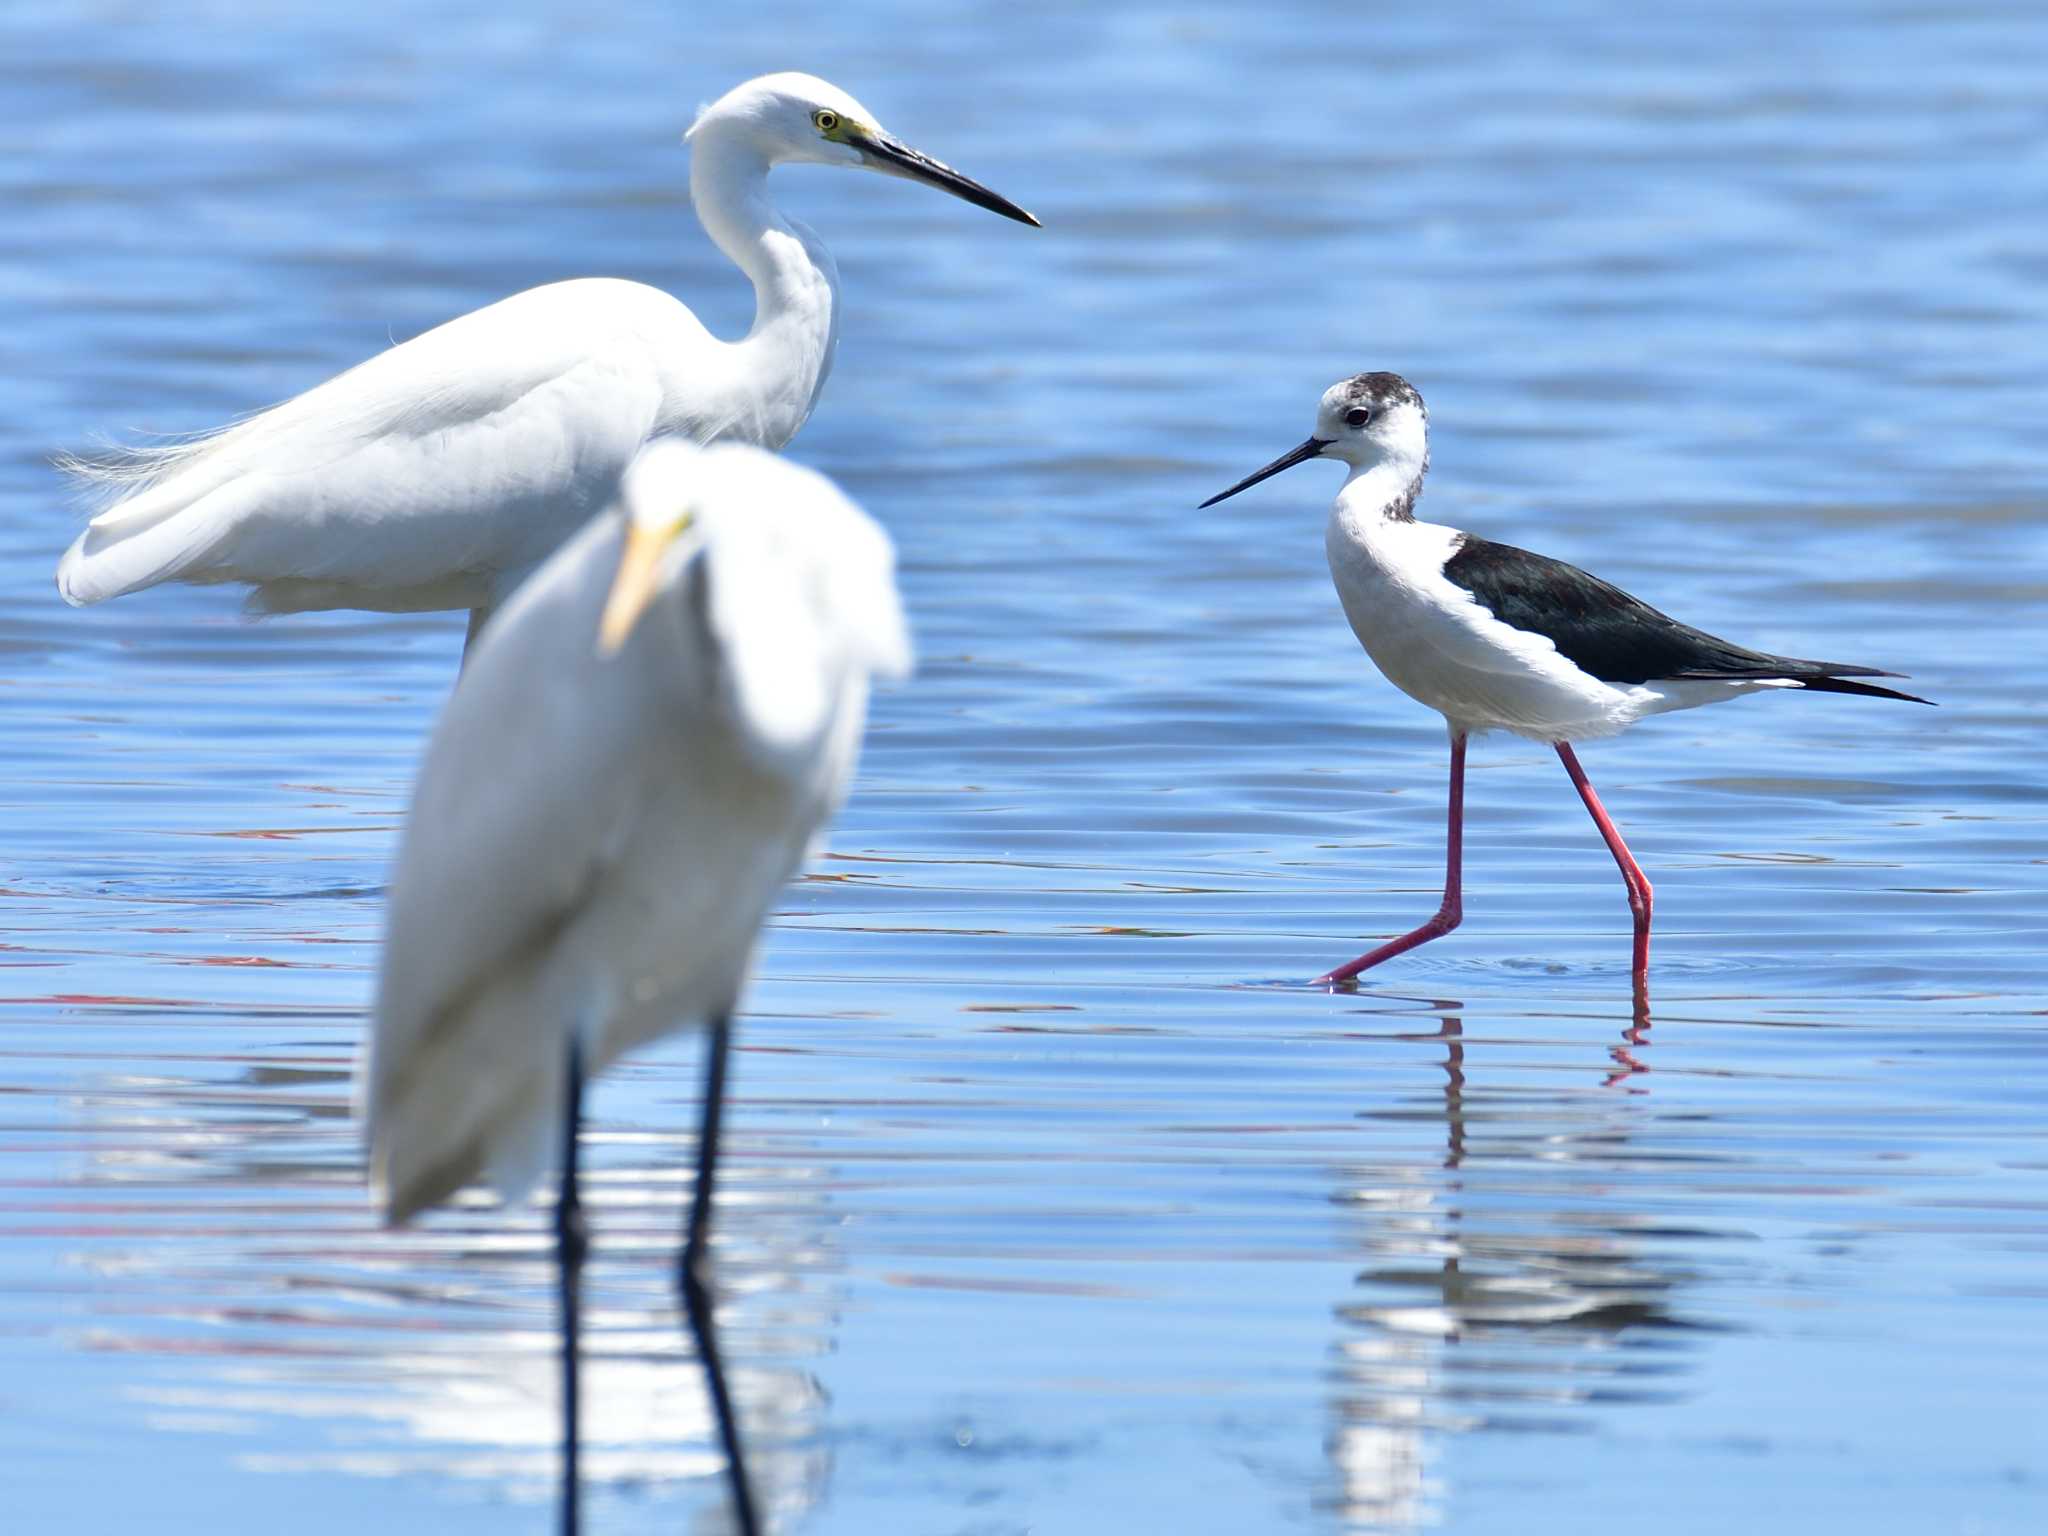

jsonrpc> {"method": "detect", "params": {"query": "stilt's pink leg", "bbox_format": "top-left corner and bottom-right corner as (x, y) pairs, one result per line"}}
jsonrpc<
(1318, 733), (1467, 985)
(1554, 742), (1653, 985)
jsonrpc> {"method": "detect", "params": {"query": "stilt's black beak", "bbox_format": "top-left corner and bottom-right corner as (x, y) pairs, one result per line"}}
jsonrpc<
(1199, 438), (1332, 508)
(852, 130), (1040, 226)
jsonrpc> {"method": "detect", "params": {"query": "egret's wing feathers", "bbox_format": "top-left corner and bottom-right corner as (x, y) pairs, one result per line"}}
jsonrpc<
(364, 514), (658, 1217)
(58, 280), (701, 609)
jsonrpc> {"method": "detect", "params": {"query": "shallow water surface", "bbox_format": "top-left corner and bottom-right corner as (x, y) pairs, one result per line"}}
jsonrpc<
(2, 3), (2045, 1533)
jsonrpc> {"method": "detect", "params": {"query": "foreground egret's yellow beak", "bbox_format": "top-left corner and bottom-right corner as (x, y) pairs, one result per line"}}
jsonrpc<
(597, 513), (691, 655)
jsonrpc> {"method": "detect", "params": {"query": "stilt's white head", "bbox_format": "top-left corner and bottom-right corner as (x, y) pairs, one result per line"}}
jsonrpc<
(1200, 372), (1430, 509)
(1312, 372), (1428, 474)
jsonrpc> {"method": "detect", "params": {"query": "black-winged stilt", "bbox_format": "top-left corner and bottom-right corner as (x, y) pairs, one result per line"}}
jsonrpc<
(1201, 371), (1930, 991)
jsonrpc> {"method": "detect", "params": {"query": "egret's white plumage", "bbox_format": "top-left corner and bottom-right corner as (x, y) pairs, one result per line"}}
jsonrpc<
(57, 72), (1032, 647)
(362, 439), (911, 1225)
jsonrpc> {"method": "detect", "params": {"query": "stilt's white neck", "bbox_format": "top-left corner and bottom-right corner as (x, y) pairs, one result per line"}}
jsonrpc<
(686, 126), (842, 449)
(1336, 456), (1428, 525)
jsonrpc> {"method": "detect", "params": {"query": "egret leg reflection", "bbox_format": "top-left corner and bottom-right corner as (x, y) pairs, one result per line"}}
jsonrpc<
(681, 1014), (761, 1536)
(556, 1034), (589, 1536)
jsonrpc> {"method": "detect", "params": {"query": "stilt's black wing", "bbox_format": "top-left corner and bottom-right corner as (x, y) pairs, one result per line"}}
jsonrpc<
(1439, 535), (1931, 703)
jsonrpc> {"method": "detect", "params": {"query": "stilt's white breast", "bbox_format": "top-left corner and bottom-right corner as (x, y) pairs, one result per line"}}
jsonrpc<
(1324, 494), (1649, 741)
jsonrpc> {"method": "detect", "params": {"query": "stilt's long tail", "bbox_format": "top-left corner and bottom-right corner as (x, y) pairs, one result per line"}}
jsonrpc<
(1783, 672), (1934, 706)
(1668, 655), (1935, 707)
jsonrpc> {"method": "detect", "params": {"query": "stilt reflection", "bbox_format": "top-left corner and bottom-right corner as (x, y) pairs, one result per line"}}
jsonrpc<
(1324, 1012), (1701, 1529)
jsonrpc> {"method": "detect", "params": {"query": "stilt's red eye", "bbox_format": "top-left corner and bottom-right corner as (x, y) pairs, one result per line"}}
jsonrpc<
(1345, 407), (1372, 427)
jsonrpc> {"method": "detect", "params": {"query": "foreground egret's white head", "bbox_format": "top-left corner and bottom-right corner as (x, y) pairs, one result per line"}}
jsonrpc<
(1200, 372), (1431, 508)
(598, 439), (913, 755)
(687, 71), (1039, 225)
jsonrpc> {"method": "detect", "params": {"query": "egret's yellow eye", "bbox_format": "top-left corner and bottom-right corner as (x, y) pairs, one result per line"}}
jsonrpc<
(813, 109), (841, 136)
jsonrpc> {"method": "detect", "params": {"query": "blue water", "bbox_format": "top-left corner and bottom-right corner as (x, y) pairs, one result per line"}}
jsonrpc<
(3, 2), (2046, 1533)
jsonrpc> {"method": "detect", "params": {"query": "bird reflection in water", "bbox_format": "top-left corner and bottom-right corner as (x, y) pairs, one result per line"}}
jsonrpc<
(1323, 1010), (1695, 1529)
(1605, 1010), (1654, 1090)
(60, 1050), (838, 1523)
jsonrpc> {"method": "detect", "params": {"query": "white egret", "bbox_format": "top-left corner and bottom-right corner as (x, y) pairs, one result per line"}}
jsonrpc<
(1202, 372), (1928, 995)
(57, 72), (1031, 655)
(359, 439), (911, 1536)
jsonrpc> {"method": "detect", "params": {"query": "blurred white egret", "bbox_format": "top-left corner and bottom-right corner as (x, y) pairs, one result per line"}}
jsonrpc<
(57, 72), (1030, 655)
(359, 439), (912, 1536)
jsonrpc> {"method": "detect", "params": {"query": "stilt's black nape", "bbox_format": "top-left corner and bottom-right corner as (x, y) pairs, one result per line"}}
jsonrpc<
(681, 1015), (761, 1536)
(557, 1033), (590, 1536)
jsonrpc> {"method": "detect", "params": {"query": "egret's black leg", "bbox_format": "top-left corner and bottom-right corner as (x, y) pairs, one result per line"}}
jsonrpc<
(679, 1015), (760, 1536)
(557, 1033), (590, 1536)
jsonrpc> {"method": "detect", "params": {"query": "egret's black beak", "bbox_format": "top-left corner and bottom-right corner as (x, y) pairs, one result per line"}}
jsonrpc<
(851, 130), (1040, 227)
(1200, 438), (1332, 508)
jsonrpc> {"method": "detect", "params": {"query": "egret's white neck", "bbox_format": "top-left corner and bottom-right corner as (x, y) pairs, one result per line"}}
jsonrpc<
(686, 126), (842, 450)
(1335, 452), (1429, 526)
